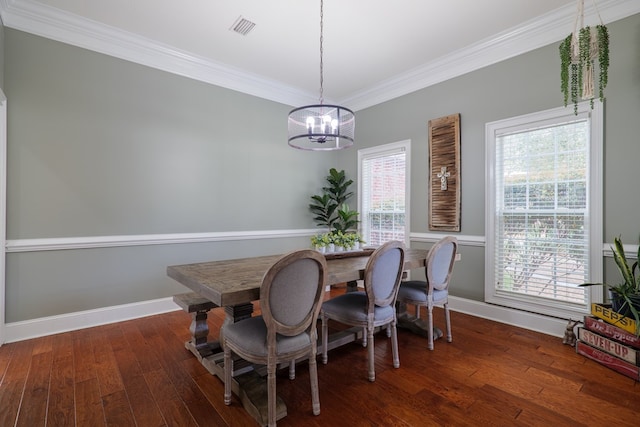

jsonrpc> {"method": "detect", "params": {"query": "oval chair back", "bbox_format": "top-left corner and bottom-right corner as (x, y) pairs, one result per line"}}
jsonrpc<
(223, 249), (327, 427)
(321, 240), (405, 382)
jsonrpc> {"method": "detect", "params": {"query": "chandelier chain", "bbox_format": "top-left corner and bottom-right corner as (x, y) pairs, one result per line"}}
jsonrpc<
(319, 0), (324, 104)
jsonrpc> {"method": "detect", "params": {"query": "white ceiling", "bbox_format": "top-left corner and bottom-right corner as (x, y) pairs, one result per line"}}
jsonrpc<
(1, 0), (638, 110)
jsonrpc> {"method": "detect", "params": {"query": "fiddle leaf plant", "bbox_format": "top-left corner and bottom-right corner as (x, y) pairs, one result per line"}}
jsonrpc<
(309, 168), (358, 233)
(309, 193), (338, 230)
(333, 203), (359, 233)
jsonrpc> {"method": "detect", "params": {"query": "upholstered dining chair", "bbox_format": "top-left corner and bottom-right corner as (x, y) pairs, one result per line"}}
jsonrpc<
(320, 240), (405, 382)
(223, 249), (327, 427)
(397, 236), (457, 350)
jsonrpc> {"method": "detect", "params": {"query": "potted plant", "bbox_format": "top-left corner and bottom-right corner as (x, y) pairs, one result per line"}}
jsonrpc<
(559, 18), (609, 115)
(581, 236), (640, 335)
(309, 169), (362, 247)
(310, 233), (331, 253)
(331, 231), (346, 252)
(309, 168), (354, 231)
(340, 232), (355, 251)
(353, 233), (366, 250)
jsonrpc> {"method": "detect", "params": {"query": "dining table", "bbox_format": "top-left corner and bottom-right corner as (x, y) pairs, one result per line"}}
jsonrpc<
(167, 247), (430, 425)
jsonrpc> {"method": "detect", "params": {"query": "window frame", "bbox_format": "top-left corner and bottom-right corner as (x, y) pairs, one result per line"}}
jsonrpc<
(357, 140), (411, 247)
(484, 102), (603, 319)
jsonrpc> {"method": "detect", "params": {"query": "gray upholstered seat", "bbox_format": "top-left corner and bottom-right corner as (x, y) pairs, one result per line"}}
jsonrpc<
(397, 236), (457, 350)
(223, 250), (327, 427)
(320, 240), (405, 382)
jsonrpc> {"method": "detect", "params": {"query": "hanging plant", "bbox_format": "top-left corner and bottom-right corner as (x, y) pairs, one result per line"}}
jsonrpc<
(559, 22), (609, 115)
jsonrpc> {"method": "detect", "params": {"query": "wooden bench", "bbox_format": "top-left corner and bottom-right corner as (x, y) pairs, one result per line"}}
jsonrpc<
(173, 292), (219, 358)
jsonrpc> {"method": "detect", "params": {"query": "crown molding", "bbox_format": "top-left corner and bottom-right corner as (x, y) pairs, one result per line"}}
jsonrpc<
(0, 0), (316, 107)
(345, 0), (640, 110)
(0, 0), (638, 111)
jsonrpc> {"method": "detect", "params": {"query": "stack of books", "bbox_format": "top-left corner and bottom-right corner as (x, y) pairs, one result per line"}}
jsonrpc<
(576, 303), (640, 381)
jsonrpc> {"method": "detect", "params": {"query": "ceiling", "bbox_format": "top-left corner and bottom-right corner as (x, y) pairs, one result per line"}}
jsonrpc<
(1, 0), (638, 110)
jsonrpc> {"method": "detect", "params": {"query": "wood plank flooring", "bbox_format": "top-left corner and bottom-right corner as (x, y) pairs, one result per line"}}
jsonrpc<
(1, 289), (639, 426)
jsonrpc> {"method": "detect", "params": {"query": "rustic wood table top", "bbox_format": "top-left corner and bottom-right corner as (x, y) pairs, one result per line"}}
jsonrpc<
(167, 248), (429, 307)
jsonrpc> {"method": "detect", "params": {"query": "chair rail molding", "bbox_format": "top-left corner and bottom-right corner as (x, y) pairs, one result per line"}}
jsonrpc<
(5, 229), (319, 252)
(410, 232), (485, 247)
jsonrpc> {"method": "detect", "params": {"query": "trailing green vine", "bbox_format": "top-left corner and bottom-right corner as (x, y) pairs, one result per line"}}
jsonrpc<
(559, 35), (571, 108)
(578, 27), (590, 100)
(596, 24), (609, 101)
(571, 63), (579, 114)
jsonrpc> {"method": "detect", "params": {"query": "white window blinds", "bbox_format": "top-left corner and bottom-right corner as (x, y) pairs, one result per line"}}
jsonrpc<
(495, 119), (589, 305)
(485, 102), (603, 319)
(359, 142), (409, 247)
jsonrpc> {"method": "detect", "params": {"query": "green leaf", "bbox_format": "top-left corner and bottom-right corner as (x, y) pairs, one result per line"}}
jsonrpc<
(612, 236), (634, 289)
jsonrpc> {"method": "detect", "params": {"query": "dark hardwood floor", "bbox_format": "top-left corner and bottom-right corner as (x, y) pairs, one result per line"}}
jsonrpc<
(0, 288), (639, 426)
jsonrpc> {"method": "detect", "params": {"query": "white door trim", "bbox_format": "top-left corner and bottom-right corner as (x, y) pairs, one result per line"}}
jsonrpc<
(0, 90), (7, 345)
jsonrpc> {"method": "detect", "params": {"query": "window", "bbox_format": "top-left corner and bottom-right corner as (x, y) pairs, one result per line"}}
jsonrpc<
(358, 141), (410, 246)
(485, 103), (602, 319)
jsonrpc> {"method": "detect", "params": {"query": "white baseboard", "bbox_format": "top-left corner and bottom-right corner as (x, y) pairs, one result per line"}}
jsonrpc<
(4, 297), (180, 343)
(3, 294), (569, 344)
(448, 296), (568, 338)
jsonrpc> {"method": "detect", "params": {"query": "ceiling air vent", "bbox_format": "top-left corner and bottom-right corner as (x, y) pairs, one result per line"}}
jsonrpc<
(230, 16), (256, 36)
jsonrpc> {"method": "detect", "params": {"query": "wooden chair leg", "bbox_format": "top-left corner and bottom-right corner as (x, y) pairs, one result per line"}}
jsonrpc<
(391, 320), (400, 368)
(267, 362), (276, 427)
(321, 314), (329, 364)
(427, 305), (434, 350)
(367, 326), (375, 382)
(223, 346), (232, 405)
(309, 349), (321, 416)
(289, 359), (296, 379)
(362, 327), (367, 347)
(444, 303), (452, 343)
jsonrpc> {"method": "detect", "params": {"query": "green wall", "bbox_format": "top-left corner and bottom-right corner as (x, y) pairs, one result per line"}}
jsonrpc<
(3, 13), (640, 322)
(5, 30), (335, 238)
(338, 13), (640, 301)
(4, 29), (337, 321)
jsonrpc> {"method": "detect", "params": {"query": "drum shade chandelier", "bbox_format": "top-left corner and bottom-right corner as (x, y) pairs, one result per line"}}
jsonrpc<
(287, 0), (355, 151)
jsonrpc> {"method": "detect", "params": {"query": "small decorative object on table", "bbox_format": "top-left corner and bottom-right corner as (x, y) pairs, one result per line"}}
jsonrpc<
(310, 231), (366, 255)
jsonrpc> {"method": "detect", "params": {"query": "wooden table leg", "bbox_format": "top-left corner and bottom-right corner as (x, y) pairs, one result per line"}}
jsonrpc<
(346, 280), (359, 293)
(396, 301), (443, 339)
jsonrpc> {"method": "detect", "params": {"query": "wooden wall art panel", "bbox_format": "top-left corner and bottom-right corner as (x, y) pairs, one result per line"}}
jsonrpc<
(428, 114), (460, 231)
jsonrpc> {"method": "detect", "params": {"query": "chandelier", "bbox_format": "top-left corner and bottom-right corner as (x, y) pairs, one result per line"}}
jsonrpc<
(287, 0), (355, 151)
